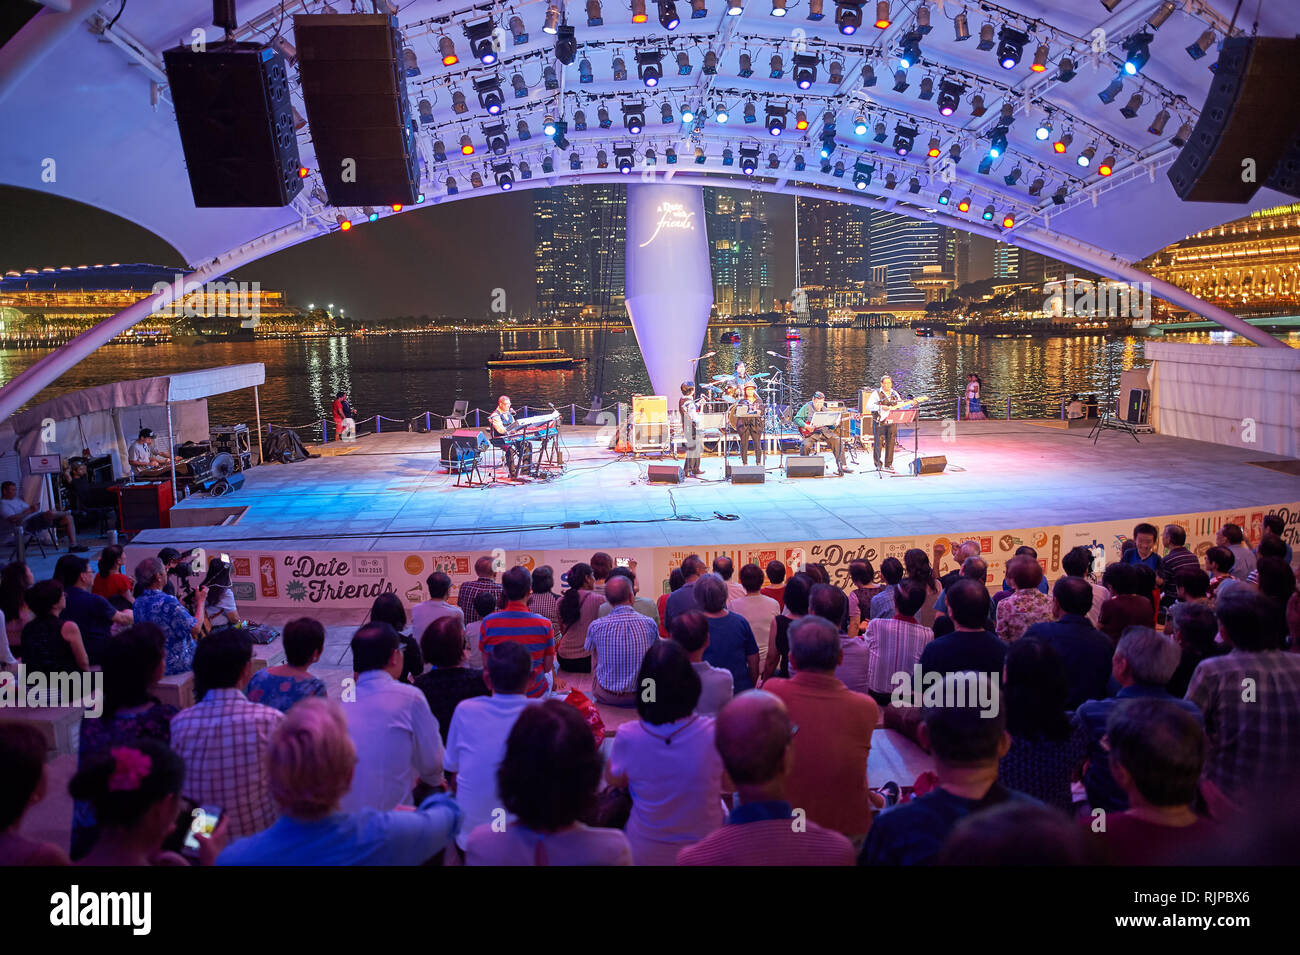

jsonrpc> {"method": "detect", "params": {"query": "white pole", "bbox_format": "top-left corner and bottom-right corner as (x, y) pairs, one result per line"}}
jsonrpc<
(166, 401), (177, 504)
(253, 385), (263, 465)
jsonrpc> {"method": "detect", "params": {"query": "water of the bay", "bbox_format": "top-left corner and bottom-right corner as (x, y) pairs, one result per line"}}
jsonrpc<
(1, 326), (1289, 433)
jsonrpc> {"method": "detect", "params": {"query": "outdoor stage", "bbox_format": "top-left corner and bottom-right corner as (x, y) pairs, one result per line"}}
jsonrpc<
(126, 420), (1300, 611)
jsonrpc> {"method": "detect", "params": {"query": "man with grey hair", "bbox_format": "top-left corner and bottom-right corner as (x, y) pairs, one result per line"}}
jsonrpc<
(934, 555), (992, 628)
(766, 615), (882, 847)
(939, 541), (982, 590)
(696, 572), (759, 692)
(678, 691), (856, 865)
(1073, 626), (1203, 813)
(132, 556), (208, 674)
(585, 574), (660, 706)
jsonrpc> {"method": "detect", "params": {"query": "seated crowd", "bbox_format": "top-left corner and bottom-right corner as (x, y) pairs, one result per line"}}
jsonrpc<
(1, 520), (1298, 867)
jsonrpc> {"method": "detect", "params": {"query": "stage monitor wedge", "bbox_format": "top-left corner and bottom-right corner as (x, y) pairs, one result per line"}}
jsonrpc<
(785, 456), (825, 478)
(729, 465), (765, 484)
(647, 464), (683, 484)
(162, 43), (303, 207)
(1167, 36), (1300, 202)
(294, 13), (419, 206)
(910, 455), (947, 475)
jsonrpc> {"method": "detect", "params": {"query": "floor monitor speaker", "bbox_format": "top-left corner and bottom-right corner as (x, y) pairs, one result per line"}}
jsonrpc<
(785, 455), (826, 478)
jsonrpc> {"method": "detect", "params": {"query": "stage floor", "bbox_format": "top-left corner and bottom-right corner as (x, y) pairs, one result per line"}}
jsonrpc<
(140, 420), (1300, 554)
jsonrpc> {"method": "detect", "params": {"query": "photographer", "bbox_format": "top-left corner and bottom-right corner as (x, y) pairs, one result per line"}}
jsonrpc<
(201, 557), (241, 630)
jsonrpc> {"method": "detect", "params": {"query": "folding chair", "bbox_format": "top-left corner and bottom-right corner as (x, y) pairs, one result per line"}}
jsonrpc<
(446, 400), (469, 430)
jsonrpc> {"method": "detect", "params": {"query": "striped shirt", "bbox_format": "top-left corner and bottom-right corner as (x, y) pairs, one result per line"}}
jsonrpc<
(457, 577), (503, 623)
(1161, 546), (1200, 582)
(585, 605), (660, 694)
(479, 602), (556, 698)
(864, 614), (934, 696)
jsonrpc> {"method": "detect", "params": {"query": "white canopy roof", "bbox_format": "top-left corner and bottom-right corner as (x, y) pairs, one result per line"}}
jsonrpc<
(1, 0), (1293, 272)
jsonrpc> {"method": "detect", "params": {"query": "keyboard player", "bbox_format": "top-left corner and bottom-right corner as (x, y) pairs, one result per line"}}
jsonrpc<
(488, 395), (532, 482)
(128, 427), (172, 478)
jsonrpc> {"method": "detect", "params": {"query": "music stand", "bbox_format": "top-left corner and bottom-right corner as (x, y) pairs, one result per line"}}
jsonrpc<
(878, 407), (919, 478)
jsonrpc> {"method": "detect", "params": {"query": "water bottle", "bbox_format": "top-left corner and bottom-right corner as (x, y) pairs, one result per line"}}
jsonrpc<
(108, 530), (118, 545)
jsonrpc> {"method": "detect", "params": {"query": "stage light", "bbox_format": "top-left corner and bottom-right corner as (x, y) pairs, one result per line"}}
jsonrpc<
(638, 51), (664, 87)
(861, 63), (877, 87)
(999, 102), (1015, 127)
(297, 165), (310, 179)
(1171, 121), (1192, 147)
(795, 110), (808, 130)
(1001, 211), (1015, 228)
(366, 207), (379, 222)
(722, 148), (734, 166)
(465, 19), (498, 65)
(1187, 29), (1214, 60)
(793, 53), (818, 89)
(740, 145), (760, 174)
(807, 0), (824, 20)
(597, 149), (609, 169)
(883, 172), (896, 189)
(715, 105), (729, 124)
(771, 0), (787, 16)
(937, 79), (964, 115)
(829, 61), (844, 84)
(1099, 0), (1121, 10)
(1148, 108), (1169, 136)
(681, 105), (696, 123)
(588, 0), (604, 25)
(793, 153), (806, 170)
(768, 151), (781, 168)
(543, 65), (558, 89)
(1053, 132), (1071, 153)
(452, 90), (468, 114)
(666, 147), (678, 163)
(1148, 0), (1175, 29)
(337, 214), (352, 231)
(542, 155), (554, 173)
(981, 203), (994, 220)
(988, 127), (1007, 158)
(598, 106), (612, 129)
(704, 50), (718, 74)
(728, 0), (744, 13)
(1027, 177), (1044, 196)
(690, 0), (708, 17)
(438, 35), (459, 66)
(969, 93), (986, 117)
(949, 143), (961, 162)
(517, 119), (531, 140)
(513, 73), (529, 98)
(494, 161), (514, 190)
(615, 145), (635, 174)
(446, 175), (458, 194)
(853, 159), (874, 189)
(977, 155), (993, 174)
(647, 148), (658, 164)
(632, 0), (648, 22)
(1056, 56), (1077, 82)
(543, 4), (560, 34)
(976, 22), (995, 52)
(893, 123), (917, 156)
(835, 1), (862, 35)
(1031, 43), (1048, 72)
(927, 136), (940, 158)
(1004, 165), (1022, 185)
(771, 55), (785, 79)
(997, 28), (1029, 69)
(555, 24), (577, 64)
(834, 161), (846, 178)
(417, 192), (426, 202)
(509, 16), (528, 44)
(853, 114), (868, 136)
(767, 104), (788, 136)
(908, 176), (922, 193)
(662, 101), (674, 124)
(744, 101), (757, 124)
(874, 1), (891, 28)
(432, 139), (447, 161)
(612, 56), (628, 80)
(1077, 144), (1095, 167)
(677, 51), (692, 75)
(475, 76), (504, 115)
(520, 161), (532, 180)
(918, 76), (934, 100)
(737, 53), (753, 78)
(892, 69), (909, 93)
(1122, 32), (1152, 75)
(470, 171), (484, 189)
(578, 58), (594, 83)
(1098, 76), (1124, 104)
(819, 135), (835, 159)
(953, 11), (970, 41)
(938, 187), (950, 203)
(873, 122), (887, 143)
(1120, 92), (1144, 119)
(623, 102), (646, 134)
(957, 196), (971, 212)
(899, 32), (922, 70)
(570, 151), (582, 169)
(551, 119), (570, 146)
(484, 122), (509, 155)
(658, 0), (680, 30)
(460, 134), (475, 155)
(1034, 118), (1052, 141)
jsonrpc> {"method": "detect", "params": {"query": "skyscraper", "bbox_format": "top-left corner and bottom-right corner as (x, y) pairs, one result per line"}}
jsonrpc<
(868, 211), (956, 306)
(993, 241), (1019, 281)
(796, 198), (871, 307)
(704, 188), (776, 316)
(534, 185), (626, 319)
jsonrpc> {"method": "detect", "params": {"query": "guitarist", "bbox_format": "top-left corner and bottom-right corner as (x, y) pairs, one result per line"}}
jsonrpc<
(865, 375), (906, 472)
(678, 380), (704, 478)
(794, 391), (851, 475)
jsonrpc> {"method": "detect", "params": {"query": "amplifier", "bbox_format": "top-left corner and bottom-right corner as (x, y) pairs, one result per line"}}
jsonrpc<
(647, 464), (683, 484)
(111, 482), (174, 534)
(910, 455), (948, 475)
(1124, 388), (1149, 425)
(785, 455), (825, 478)
(729, 464), (765, 484)
(211, 425), (252, 470)
(441, 430), (488, 471)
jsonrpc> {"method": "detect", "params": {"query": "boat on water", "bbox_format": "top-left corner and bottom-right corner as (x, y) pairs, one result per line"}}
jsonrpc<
(785, 329), (801, 341)
(486, 348), (587, 370)
(720, 330), (741, 343)
(914, 327), (936, 337)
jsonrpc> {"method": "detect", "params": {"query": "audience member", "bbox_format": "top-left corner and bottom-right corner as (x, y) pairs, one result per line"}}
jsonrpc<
(766, 616), (881, 847)
(1121, 523), (1163, 576)
(607, 641), (723, 865)
(761, 572), (811, 684)
(864, 579), (933, 708)
(1165, 601), (1225, 698)
(457, 556), (503, 624)
(664, 555), (705, 628)
(1259, 514), (1292, 564)
(678, 691), (856, 865)
(526, 565), (562, 635)
(919, 579), (1007, 678)
(657, 567), (684, 639)
(367, 593), (423, 684)
(1255, 557), (1296, 646)
(939, 541), (982, 591)
(587, 574), (660, 706)
(1022, 575), (1115, 709)
(1061, 545), (1108, 628)
(998, 546), (1050, 599)
(845, 559), (879, 636)
(1217, 523), (1256, 582)
(71, 623), (176, 860)
(808, 583), (869, 695)
(415, 615), (489, 744)
(696, 573), (759, 692)
(933, 556), (993, 629)
(1187, 589), (1300, 801)
(93, 542), (133, 603)
(590, 552), (614, 595)
(1075, 626), (1202, 814)
(133, 557), (206, 675)
(761, 560), (787, 609)
(54, 554), (131, 667)
(938, 801), (1089, 865)
(20, 580), (89, 677)
(444, 642), (540, 852)
(465, 702), (632, 865)
(728, 563), (780, 666)
(1160, 524), (1200, 587)
(0, 720), (71, 865)
(903, 548), (941, 628)
(218, 698), (461, 865)
(481, 566), (556, 698)
(870, 557), (905, 620)
(669, 610), (734, 716)
(245, 617), (328, 712)
(340, 623), (444, 811)
(1098, 562), (1155, 644)
(555, 562), (601, 673)
(1, 561), (33, 657)
(998, 638), (1087, 811)
(411, 571), (463, 642)
(464, 591), (497, 668)
(598, 565), (659, 621)
(995, 555), (1052, 642)
(713, 555), (745, 602)
(1203, 546), (1236, 601)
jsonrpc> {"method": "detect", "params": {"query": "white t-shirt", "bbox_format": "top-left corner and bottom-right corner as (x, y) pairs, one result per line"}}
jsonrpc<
(835, 636), (872, 695)
(411, 600), (464, 644)
(1, 498), (28, 522)
(727, 592), (780, 666)
(443, 694), (538, 849)
(609, 715), (725, 866)
(464, 821), (632, 866)
(128, 441), (153, 467)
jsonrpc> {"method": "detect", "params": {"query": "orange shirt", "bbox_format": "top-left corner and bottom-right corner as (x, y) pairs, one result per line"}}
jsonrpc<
(765, 670), (879, 838)
(92, 572), (132, 601)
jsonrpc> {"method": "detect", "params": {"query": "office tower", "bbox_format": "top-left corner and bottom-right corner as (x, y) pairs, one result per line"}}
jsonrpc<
(868, 211), (955, 305)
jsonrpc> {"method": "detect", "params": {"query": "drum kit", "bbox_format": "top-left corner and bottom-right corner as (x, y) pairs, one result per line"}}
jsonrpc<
(698, 371), (791, 433)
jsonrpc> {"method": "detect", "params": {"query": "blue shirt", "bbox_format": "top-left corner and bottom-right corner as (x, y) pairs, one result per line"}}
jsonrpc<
(1122, 549), (1163, 576)
(133, 588), (197, 674)
(217, 793), (461, 866)
(728, 800), (794, 825)
(61, 586), (117, 667)
(704, 612), (759, 692)
(860, 784), (1040, 866)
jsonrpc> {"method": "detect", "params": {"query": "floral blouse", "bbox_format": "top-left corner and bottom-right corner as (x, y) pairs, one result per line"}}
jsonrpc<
(995, 589), (1054, 643)
(133, 588), (197, 674)
(244, 669), (328, 713)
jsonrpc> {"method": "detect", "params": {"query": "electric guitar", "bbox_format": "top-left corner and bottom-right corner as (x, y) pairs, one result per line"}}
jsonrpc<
(868, 394), (931, 422)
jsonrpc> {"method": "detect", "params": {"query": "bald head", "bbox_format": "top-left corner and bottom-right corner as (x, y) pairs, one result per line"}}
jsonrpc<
(604, 574), (633, 606)
(715, 691), (793, 787)
(958, 540), (981, 561)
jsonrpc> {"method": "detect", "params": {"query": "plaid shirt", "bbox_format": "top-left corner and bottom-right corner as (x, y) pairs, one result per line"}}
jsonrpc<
(170, 687), (283, 840)
(864, 615), (934, 695)
(457, 577), (502, 623)
(585, 605), (660, 694)
(1186, 649), (1300, 801)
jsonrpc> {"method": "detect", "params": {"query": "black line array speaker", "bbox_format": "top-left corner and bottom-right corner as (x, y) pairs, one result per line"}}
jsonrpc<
(785, 455), (825, 478)
(909, 455), (948, 475)
(1125, 388), (1150, 425)
(647, 464), (683, 484)
(1168, 36), (1300, 203)
(294, 13), (419, 206)
(162, 43), (303, 207)
(729, 465), (765, 484)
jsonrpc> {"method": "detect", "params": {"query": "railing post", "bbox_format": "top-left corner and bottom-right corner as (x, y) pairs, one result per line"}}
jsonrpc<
(571, 403), (576, 426)
(475, 408), (481, 427)
(425, 411), (431, 431)
(323, 417), (328, 443)
(377, 416), (382, 434)
(1060, 398), (1066, 420)
(1005, 397), (1012, 420)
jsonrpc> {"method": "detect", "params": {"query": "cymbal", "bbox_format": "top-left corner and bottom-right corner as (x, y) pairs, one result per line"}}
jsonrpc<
(748, 372), (770, 379)
(700, 383), (721, 391)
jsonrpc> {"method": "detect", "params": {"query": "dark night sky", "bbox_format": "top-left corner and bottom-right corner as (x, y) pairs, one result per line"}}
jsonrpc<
(1, 185), (990, 318)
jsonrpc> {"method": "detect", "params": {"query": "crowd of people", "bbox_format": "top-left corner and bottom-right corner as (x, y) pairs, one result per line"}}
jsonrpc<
(1, 519), (1297, 866)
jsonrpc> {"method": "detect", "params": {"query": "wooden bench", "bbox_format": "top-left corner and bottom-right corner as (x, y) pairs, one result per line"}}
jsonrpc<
(10, 706), (83, 756)
(152, 672), (194, 710)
